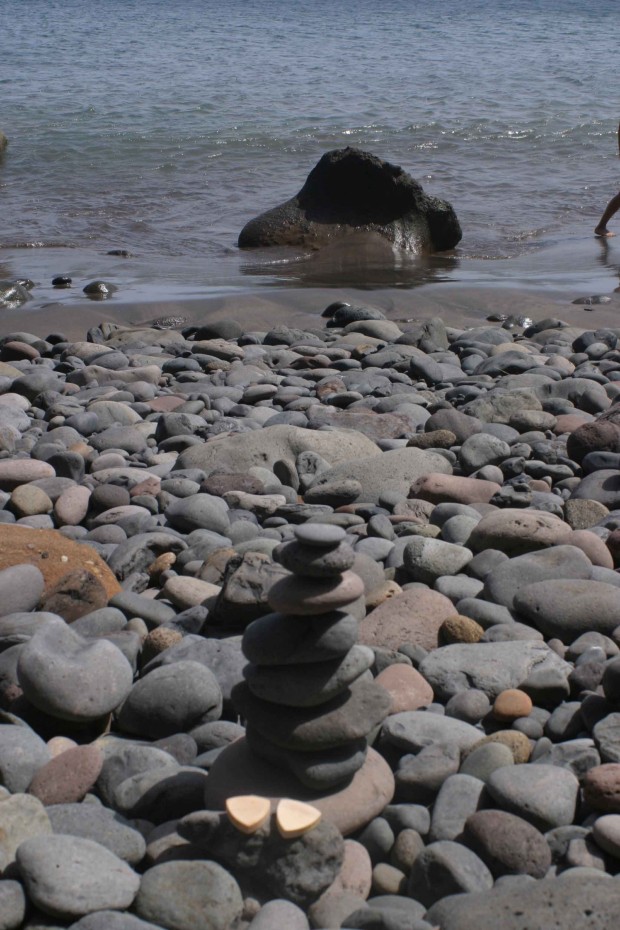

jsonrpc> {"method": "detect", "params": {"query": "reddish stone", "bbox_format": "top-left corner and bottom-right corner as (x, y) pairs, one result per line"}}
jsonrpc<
(359, 587), (455, 652)
(129, 476), (161, 497)
(553, 413), (593, 435)
(148, 395), (189, 412)
(374, 664), (434, 713)
(410, 473), (501, 505)
(568, 529), (614, 569)
(28, 743), (104, 805)
(583, 764), (620, 812)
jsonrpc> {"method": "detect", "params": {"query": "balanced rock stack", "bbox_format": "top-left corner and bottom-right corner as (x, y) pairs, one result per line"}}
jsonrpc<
(231, 523), (392, 791)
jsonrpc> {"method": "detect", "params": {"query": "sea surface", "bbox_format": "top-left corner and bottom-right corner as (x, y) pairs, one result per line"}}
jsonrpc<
(2, 0), (620, 306)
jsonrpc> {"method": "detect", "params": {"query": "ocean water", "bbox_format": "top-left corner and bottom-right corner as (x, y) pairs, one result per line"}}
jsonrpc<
(1, 0), (620, 303)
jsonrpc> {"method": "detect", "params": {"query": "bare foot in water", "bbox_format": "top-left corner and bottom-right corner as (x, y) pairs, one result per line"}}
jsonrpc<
(595, 226), (616, 237)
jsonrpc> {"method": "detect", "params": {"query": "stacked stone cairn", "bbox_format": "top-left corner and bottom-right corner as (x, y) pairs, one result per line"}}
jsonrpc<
(232, 523), (392, 791)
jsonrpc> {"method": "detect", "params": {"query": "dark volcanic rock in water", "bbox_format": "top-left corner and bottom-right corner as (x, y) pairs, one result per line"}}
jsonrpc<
(83, 280), (118, 299)
(238, 147), (461, 254)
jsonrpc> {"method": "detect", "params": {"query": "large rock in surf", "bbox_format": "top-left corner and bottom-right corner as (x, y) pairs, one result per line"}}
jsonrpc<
(238, 147), (462, 254)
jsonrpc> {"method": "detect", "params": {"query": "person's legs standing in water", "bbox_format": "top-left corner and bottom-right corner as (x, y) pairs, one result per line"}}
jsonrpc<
(595, 122), (620, 237)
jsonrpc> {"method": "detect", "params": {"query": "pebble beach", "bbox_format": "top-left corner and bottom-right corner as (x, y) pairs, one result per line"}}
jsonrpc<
(2, 292), (620, 929)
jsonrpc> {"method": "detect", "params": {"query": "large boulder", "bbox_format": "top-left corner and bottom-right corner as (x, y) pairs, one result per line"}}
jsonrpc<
(238, 148), (461, 254)
(175, 424), (381, 477)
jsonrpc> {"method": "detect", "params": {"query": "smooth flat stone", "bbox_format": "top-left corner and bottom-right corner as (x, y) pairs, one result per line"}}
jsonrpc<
(0, 459), (56, 490)
(419, 641), (571, 701)
(244, 645), (374, 707)
(582, 764), (620, 812)
(487, 763), (579, 830)
(16, 834), (140, 918)
(358, 587), (456, 652)
(515, 579), (620, 642)
(133, 860), (242, 930)
(242, 610), (358, 666)
(0, 564), (45, 617)
(483, 544), (592, 612)
(382, 711), (482, 756)
(28, 743), (103, 805)
(204, 740), (394, 836)
(246, 728), (368, 790)
(47, 803), (146, 865)
(116, 661), (222, 739)
(411, 473), (501, 505)
(407, 839), (493, 908)
(0, 793), (52, 865)
(402, 537), (473, 584)
(463, 809), (552, 878)
(468, 508), (572, 556)
(233, 678), (391, 751)
(274, 539), (356, 577)
(267, 570), (365, 615)
(17, 617), (133, 722)
(427, 875), (620, 930)
(294, 523), (347, 547)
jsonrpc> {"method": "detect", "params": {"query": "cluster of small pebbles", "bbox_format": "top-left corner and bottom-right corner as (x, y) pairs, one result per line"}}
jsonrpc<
(2, 305), (620, 928)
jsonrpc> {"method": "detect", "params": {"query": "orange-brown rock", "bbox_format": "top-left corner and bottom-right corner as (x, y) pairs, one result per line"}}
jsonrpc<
(440, 614), (485, 645)
(365, 580), (402, 610)
(41, 568), (109, 622)
(141, 627), (183, 666)
(467, 730), (532, 764)
(0, 526), (121, 600)
(493, 689), (533, 722)
(148, 551), (177, 582)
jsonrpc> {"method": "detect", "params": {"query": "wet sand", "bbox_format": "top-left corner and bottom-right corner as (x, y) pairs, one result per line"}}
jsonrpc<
(2, 232), (620, 340)
(2, 281), (619, 344)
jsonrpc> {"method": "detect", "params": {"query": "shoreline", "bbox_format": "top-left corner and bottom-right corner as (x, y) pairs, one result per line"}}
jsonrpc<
(3, 232), (620, 340)
(2, 280), (620, 343)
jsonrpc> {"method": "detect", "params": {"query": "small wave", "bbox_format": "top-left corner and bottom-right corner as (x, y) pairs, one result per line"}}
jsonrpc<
(0, 241), (75, 249)
(244, 252), (315, 267)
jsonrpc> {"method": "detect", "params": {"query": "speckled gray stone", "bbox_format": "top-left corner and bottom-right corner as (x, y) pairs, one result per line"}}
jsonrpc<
(47, 803), (146, 865)
(16, 834), (140, 918)
(418, 641), (571, 701)
(426, 875), (620, 930)
(17, 617), (134, 722)
(0, 564), (45, 617)
(407, 840), (493, 908)
(486, 764), (579, 831)
(116, 660), (222, 739)
(0, 724), (50, 792)
(134, 860), (243, 930)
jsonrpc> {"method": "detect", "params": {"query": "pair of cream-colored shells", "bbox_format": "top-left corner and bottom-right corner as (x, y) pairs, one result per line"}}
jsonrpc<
(226, 795), (321, 838)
